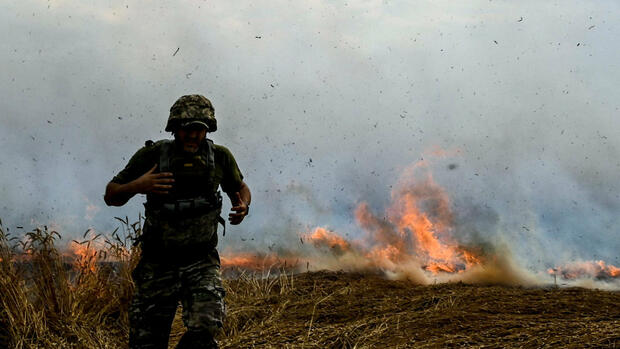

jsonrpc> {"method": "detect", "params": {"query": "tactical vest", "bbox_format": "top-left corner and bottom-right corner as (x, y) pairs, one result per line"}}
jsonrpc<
(138, 139), (226, 264)
(159, 138), (215, 200)
(144, 139), (225, 233)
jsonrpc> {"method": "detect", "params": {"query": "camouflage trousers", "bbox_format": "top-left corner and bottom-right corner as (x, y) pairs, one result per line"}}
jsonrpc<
(129, 251), (226, 349)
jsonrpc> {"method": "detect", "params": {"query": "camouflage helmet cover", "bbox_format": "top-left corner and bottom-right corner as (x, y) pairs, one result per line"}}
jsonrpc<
(166, 94), (217, 132)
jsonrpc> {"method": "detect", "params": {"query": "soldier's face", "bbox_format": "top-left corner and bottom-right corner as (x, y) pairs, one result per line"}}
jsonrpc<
(175, 126), (207, 153)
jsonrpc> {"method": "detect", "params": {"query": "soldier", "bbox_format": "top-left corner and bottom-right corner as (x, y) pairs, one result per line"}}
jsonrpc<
(104, 95), (251, 349)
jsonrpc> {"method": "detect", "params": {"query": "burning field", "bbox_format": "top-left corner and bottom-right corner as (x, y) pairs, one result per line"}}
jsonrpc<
(2, 234), (619, 348)
(1, 158), (619, 348)
(220, 159), (620, 289)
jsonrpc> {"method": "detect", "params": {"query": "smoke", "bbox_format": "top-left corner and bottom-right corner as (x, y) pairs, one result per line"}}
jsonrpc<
(1, 0), (619, 285)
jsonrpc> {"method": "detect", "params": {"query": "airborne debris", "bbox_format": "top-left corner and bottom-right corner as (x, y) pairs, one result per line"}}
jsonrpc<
(588, 25), (595, 30)
(255, 36), (262, 39)
(172, 47), (179, 56)
(518, 16), (523, 22)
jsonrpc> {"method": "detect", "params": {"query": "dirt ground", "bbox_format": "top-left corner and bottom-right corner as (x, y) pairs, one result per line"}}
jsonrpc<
(165, 271), (620, 348)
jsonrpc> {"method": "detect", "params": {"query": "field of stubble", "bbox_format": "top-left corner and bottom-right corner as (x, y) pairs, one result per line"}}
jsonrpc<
(1, 226), (618, 348)
(206, 271), (620, 348)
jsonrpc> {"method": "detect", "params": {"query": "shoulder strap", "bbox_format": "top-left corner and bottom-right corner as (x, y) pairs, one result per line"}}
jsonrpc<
(204, 138), (215, 171)
(205, 139), (225, 235)
(159, 139), (174, 172)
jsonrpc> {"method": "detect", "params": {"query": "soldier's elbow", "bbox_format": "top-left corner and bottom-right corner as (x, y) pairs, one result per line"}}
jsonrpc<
(104, 183), (123, 207)
(104, 194), (115, 207)
(104, 193), (117, 207)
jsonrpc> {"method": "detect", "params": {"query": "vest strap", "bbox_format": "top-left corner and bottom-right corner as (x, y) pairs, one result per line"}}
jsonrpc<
(159, 140), (174, 172)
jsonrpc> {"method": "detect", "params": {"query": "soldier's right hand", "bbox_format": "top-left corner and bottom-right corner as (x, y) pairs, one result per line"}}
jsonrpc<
(134, 164), (174, 195)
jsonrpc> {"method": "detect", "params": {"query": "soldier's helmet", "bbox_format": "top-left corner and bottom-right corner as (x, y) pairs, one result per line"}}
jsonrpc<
(166, 94), (217, 132)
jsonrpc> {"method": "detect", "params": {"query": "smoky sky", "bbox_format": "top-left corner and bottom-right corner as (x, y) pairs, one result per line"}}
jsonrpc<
(1, 0), (619, 270)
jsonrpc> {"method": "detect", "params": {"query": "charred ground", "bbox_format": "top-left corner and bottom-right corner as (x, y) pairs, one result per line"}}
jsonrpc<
(166, 271), (620, 348)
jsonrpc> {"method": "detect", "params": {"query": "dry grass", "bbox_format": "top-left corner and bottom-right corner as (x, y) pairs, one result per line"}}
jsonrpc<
(1, 219), (619, 348)
(211, 271), (620, 348)
(0, 218), (139, 348)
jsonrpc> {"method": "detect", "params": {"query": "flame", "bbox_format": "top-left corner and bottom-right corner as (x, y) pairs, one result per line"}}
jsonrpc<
(222, 158), (484, 277)
(220, 252), (298, 271)
(394, 193), (456, 263)
(306, 227), (351, 252)
(351, 160), (482, 274)
(69, 241), (99, 273)
(548, 260), (620, 280)
(355, 202), (408, 262)
(137, 153), (615, 287)
(365, 244), (402, 264)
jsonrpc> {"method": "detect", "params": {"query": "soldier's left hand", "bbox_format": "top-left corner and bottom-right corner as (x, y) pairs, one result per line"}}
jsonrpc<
(229, 192), (248, 225)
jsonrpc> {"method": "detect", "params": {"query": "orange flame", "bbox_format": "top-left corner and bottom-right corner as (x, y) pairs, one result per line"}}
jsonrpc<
(68, 241), (100, 273)
(222, 159), (483, 276)
(549, 260), (620, 280)
(306, 227), (351, 253)
(215, 156), (615, 287)
(352, 160), (482, 274)
(220, 252), (298, 271)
